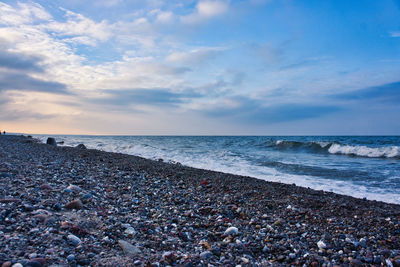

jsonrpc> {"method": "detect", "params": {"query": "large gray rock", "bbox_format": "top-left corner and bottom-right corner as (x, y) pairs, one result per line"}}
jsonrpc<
(46, 137), (57, 146)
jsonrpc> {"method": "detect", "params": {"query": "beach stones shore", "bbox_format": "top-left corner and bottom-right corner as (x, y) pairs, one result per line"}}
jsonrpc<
(0, 135), (400, 266)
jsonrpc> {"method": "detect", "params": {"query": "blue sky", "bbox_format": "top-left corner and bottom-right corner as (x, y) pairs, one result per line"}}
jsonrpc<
(0, 0), (399, 134)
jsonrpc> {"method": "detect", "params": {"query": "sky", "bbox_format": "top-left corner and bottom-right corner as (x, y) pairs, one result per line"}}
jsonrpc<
(0, 0), (400, 135)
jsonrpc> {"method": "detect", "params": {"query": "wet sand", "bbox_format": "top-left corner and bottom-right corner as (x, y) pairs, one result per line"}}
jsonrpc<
(1, 135), (399, 266)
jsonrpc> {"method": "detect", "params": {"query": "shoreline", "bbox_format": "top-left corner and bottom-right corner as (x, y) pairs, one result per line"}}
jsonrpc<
(1, 135), (399, 266)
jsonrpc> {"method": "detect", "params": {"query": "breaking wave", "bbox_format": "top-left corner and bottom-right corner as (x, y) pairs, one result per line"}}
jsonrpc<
(274, 140), (400, 159)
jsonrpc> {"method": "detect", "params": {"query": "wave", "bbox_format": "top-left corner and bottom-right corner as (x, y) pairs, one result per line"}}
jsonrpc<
(328, 144), (399, 158)
(274, 140), (400, 159)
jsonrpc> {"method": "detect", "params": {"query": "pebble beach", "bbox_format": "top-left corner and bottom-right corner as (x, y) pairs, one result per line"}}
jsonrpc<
(1, 135), (400, 267)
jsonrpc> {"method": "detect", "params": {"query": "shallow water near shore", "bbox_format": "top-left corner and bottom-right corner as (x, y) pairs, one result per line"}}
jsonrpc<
(33, 135), (400, 204)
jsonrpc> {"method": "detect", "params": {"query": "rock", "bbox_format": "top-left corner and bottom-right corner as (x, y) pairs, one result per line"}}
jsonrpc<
(386, 259), (394, 267)
(29, 259), (46, 266)
(224, 226), (239, 236)
(2, 262), (12, 267)
(25, 261), (42, 267)
(241, 257), (250, 264)
(67, 185), (82, 192)
(76, 144), (87, 149)
(11, 264), (23, 267)
(67, 254), (75, 261)
(46, 137), (57, 146)
(67, 234), (81, 246)
(200, 251), (213, 259)
(133, 260), (142, 266)
(40, 183), (53, 191)
(0, 198), (20, 203)
(53, 203), (62, 211)
(118, 240), (141, 257)
(80, 193), (93, 201)
(317, 240), (327, 249)
(124, 227), (136, 235)
(349, 259), (363, 267)
(65, 199), (83, 210)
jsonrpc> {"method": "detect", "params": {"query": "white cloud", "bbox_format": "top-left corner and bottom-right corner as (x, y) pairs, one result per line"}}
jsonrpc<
(17, 2), (53, 21)
(181, 0), (229, 24)
(0, 2), (51, 25)
(156, 10), (174, 23)
(42, 8), (112, 44)
(166, 47), (224, 64)
(390, 31), (400, 37)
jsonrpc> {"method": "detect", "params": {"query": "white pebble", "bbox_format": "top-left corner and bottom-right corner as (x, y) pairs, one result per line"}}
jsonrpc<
(224, 226), (239, 235)
(317, 240), (326, 249)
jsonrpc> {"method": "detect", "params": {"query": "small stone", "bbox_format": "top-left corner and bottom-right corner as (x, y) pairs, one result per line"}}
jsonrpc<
(65, 199), (83, 210)
(199, 240), (211, 250)
(67, 185), (82, 192)
(118, 240), (141, 257)
(29, 259), (46, 266)
(289, 253), (296, 259)
(241, 257), (249, 264)
(386, 259), (394, 267)
(133, 260), (142, 266)
(11, 264), (23, 267)
(40, 184), (53, 191)
(124, 227), (136, 235)
(200, 251), (213, 259)
(67, 254), (75, 261)
(317, 240), (326, 249)
(80, 193), (93, 201)
(53, 203), (62, 211)
(25, 261), (42, 267)
(2, 261), (12, 267)
(349, 259), (363, 267)
(67, 234), (81, 246)
(29, 253), (38, 259)
(224, 226), (239, 236)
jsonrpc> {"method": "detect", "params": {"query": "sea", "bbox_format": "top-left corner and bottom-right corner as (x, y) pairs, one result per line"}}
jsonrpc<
(33, 135), (400, 204)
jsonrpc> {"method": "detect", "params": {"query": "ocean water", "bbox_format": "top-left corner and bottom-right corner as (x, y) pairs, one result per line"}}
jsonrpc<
(33, 135), (400, 204)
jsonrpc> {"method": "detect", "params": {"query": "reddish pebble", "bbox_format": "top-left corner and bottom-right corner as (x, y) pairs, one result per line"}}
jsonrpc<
(65, 199), (83, 210)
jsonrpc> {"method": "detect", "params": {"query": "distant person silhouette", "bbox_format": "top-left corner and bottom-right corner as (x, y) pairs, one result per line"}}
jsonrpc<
(3, 131), (5, 135)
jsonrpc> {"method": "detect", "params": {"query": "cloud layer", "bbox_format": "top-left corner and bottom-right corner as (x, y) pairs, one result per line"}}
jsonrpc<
(1, 0), (400, 134)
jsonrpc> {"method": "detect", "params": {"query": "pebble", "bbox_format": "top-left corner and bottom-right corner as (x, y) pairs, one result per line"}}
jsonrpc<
(317, 240), (327, 249)
(124, 227), (137, 235)
(67, 185), (82, 192)
(200, 251), (213, 259)
(224, 226), (239, 236)
(65, 199), (83, 210)
(66, 254), (75, 261)
(67, 234), (81, 246)
(1, 135), (400, 266)
(118, 240), (141, 257)
(24, 261), (42, 267)
(133, 260), (142, 266)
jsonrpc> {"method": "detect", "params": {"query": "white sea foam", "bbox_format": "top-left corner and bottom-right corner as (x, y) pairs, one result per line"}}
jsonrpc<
(33, 135), (400, 204)
(328, 144), (399, 158)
